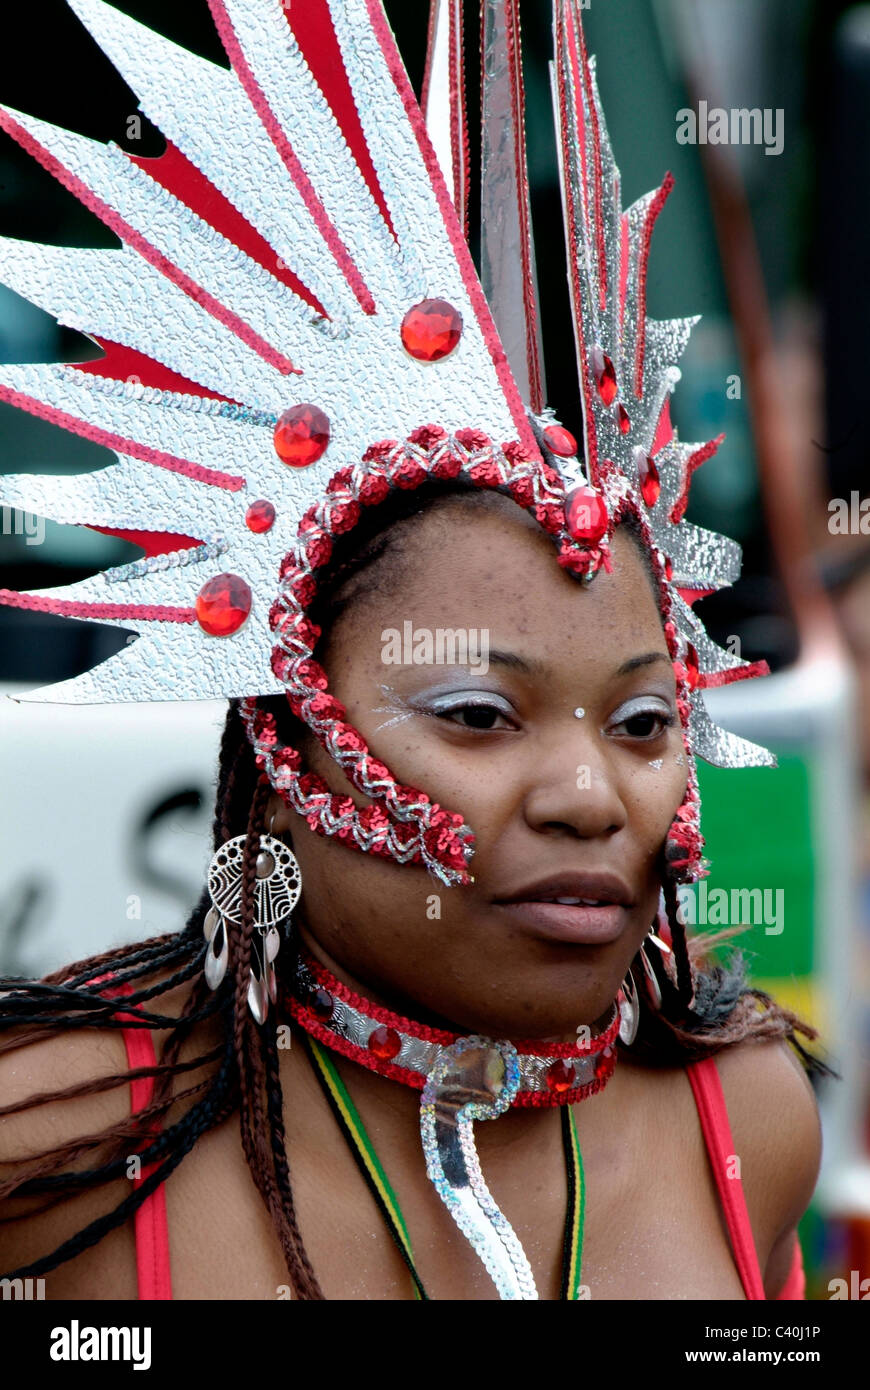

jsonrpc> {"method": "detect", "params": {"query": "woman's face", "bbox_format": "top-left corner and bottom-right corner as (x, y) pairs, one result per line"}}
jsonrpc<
(269, 495), (688, 1039)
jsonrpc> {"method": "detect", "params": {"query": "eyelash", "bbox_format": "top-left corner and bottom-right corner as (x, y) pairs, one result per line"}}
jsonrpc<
(609, 708), (676, 740)
(429, 696), (516, 731)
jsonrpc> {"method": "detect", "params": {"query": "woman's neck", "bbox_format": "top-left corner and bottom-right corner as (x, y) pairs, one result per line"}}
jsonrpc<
(290, 921), (617, 1046)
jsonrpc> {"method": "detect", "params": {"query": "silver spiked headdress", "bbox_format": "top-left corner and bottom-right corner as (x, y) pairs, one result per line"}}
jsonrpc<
(0, 0), (774, 889)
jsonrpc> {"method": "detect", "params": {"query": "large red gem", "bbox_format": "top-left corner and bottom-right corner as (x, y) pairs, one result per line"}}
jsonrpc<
(640, 457), (661, 508)
(543, 423), (578, 458)
(245, 499), (276, 533)
(592, 347), (617, 406)
(367, 1025), (402, 1060)
(195, 573), (252, 637)
(546, 1059), (576, 1094)
(565, 486), (608, 544)
(274, 403), (330, 467)
(400, 298), (463, 361)
(616, 404), (631, 434)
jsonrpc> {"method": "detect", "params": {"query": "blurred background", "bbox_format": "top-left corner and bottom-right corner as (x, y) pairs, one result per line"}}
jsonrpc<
(1, 0), (869, 1299)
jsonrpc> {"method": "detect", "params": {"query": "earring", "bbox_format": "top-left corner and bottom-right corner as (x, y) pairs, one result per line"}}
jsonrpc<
(639, 940), (662, 1009)
(204, 831), (302, 1023)
(617, 968), (639, 1045)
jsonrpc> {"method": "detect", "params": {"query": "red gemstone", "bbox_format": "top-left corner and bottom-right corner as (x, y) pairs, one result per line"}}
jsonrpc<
(685, 643), (700, 690)
(640, 458), (661, 508)
(616, 404), (631, 434)
(592, 347), (617, 406)
(367, 1025), (402, 1060)
(274, 403), (330, 467)
(400, 298), (463, 362)
(310, 987), (334, 1022)
(593, 1044), (615, 1081)
(543, 423), (578, 458)
(195, 573), (252, 637)
(564, 486), (608, 544)
(245, 499), (276, 533)
(664, 556), (674, 582)
(546, 1059), (576, 1093)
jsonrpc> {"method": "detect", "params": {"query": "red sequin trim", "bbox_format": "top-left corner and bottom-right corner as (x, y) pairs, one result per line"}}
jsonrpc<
(242, 424), (603, 886)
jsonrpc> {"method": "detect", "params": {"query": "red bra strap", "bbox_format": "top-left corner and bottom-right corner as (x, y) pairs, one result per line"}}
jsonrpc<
(106, 984), (173, 1301)
(686, 1056), (766, 1300)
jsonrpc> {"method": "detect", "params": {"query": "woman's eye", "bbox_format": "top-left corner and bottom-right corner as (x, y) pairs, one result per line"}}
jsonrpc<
(439, 702), (513, 730)
(611, 706), (675, 739)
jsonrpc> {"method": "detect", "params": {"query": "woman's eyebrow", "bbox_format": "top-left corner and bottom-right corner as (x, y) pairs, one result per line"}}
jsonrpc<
(614, 651), (673, 678)
(438, 649), (672, 679)
(486, 649), (546, 675)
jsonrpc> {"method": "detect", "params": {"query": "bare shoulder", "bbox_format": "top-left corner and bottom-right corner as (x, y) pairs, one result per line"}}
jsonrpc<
(0, 969), (198, 1297)
(0, 971), (197, 1163)
(713, 1036), (822, 1289)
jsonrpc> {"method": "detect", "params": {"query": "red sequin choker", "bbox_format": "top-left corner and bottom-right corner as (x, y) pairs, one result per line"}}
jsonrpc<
(284, 950), (621, 1107)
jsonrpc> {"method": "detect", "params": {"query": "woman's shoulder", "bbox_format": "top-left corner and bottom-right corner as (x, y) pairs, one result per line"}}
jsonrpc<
(712, 1035), (822, 1202)
(0, 968), (200, 1298)
(703, 1036), (822, 1293)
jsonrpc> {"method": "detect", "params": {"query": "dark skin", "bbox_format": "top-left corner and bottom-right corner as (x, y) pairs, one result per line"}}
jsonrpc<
(0, 499), (821, 1299)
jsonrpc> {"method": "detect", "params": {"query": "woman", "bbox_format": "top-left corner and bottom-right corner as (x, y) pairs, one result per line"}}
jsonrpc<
(0, 0), (827, 1299)
(0, 477), (825, 1300)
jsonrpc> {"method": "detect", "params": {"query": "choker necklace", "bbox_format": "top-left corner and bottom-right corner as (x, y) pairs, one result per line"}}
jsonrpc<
(284, 950), (623, 1299)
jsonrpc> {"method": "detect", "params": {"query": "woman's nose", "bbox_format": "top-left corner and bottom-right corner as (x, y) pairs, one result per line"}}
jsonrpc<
(520, 726), (628, 840)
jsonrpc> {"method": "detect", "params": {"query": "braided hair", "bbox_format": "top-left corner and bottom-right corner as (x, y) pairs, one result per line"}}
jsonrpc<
(0, 481), (831, 1296)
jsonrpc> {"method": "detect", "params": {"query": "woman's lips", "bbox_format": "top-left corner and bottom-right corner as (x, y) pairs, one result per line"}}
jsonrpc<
(493, 899), (629, 944)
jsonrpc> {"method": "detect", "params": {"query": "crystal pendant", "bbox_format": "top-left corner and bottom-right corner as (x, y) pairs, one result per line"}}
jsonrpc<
(400, 298), (462, 361)
(245, 499), (276, 533)
(542, 423), (578, 457)
(591, 346), (617, 405)
(274, 403), (330, 467)
(195, 573), (252, 637)
(367, 1025), (402, 1060)
(545, 1059), (576, 1093)
(564, 485), (608, 543)
(310, 987), (335, 1022)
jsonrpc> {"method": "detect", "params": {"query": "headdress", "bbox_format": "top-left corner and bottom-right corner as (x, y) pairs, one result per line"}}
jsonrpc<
(0, 0), (777, 1298)
(0, 0), (774, 891)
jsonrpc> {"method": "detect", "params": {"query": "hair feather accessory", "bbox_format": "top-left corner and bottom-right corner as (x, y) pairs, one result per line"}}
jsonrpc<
(0, 0), (774, 891)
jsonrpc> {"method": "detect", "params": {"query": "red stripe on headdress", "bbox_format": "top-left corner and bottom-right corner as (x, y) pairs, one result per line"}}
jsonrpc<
(127, 142), (326, 315)
(207, 0), (377, 316)
(283, 0), (395, 238)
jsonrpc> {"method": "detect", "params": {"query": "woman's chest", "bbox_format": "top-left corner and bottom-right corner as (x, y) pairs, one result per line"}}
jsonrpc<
(160, 1089), (753, 1301)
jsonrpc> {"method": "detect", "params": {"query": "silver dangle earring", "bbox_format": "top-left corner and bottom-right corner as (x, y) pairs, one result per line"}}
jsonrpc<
(204, 825), (302, 1024)
(617, 968), (639, 1045)
(640, 927), (672, 1010)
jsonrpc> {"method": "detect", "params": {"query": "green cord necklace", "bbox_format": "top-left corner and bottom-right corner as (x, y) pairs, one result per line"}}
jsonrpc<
(304, 1033), (587, 1300)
